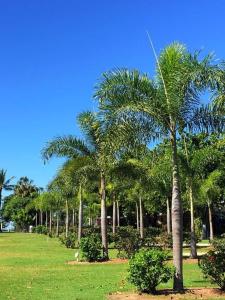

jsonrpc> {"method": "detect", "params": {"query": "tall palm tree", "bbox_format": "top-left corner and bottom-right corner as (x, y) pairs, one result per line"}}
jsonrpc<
(14, 177), (39, 198)
(42, 111), (112, 259)
(95, 43), (222, 290)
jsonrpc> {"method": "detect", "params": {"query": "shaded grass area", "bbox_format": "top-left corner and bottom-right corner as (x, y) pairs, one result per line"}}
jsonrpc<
(0, 233), (215, 300)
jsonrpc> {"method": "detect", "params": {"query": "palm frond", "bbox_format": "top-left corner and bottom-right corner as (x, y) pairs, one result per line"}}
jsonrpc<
(42, 135), (91, 161)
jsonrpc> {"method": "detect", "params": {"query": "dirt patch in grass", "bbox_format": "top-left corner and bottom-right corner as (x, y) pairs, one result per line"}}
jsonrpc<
(108, 288), (225, 299)
(67, 258), (128, 265)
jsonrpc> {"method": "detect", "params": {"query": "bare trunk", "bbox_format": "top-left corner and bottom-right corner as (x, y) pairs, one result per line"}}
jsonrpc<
(166, 198), (171, 234)
(208, 202), (214, 241)
(171, 132), (183, 291)
(112, 196), (116, 234)
(49, 210), (52, 233)
(72, 209), (75, 228)
(189, 183), (197, 258)
(56, 212), (59, 236)
(35, 212), (38, 227)
(101, 171), (108, 259)
(40, 210), (43, 226)
(78, 184), (83, 242)
(116, 201), (120, 227)
(65, 199), (69, 238)
(136, 201), (139, 231)
(139, 196), (144, 239)
(45, 211), (48, 228)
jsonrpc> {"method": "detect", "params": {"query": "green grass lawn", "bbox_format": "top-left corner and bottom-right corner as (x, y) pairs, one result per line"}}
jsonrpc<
(0, 233), (215, 300)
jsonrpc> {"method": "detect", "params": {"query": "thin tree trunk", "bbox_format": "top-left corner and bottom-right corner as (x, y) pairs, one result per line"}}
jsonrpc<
(49, 210), (52, 233)
(72, 209), (75, 228)
(40, 210), (43, 226)
(112, 196), (116, 234)
(166, 198), (171, 235)
(136, 201), (139, 231)
(208, 202), (214, 241)
(78, 184), (83, 242)
(116, 201), (120, 227)
(139, 196), (144, 239)
(189, 183), (197, 258)
(56, 211), (59, 237)
(171, 132), (183, 291)
(35, 212), (38, 227)
(45, 211), (48, 227)
(65, 199), (69, 238)
(101, 171), (108, 259)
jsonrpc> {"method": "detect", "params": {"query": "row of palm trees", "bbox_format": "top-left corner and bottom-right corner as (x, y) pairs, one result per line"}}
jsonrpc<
(39, 43), (224, 290)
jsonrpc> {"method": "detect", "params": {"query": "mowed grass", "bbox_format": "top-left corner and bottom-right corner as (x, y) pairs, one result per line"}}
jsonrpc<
(0, 233), (215, 300)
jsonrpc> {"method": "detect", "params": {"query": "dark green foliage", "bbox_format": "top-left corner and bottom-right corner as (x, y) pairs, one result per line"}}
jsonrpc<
(80, 233), (102, 262)
(33, 225), (48, 235)
(128, 248), (173, 293)
(59, 232), (77, 249)
(199, 238), (225, 290)
(113, 226), (143, 258)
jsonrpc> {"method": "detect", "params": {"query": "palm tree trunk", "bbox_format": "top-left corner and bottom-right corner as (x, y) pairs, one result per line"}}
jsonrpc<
(45, 211), (48, 228)
(101, 171), (108, 259)
(208, 201), (214, 241)
(136, 201), (139, 231)
(112, 196), (116, 234)
(78, 184), (83, 242)
(56, 211), (59, 236)
(40, 210), (43, 226)
(35, 212), (38, 227)
(65, 199), (69, 238)
(171, 132), (183, 291)
(139, 196), (144, 239)
(49, 210), (52, 233)
(72, 209), (75, 228)
(167, 198), (171, 235)
(189, 183), (197, 258)
(116, 201), (120, 227)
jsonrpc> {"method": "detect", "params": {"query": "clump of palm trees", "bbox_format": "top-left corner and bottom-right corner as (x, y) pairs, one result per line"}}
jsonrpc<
(28, 43), (225, 291)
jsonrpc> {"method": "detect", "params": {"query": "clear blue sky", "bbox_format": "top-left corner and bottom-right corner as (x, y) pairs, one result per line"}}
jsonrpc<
(1, 0), (225, 193)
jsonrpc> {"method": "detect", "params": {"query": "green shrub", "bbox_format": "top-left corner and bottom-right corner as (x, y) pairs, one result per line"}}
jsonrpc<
(34, 225), (48, 235)
(128, 248), (173, 294)
(199, 238), (225, 290)
(80, 233), (102, 262)
(155, 232), (173, 249)
(59, 232), (77, 249)
(113, 226), (143, 259)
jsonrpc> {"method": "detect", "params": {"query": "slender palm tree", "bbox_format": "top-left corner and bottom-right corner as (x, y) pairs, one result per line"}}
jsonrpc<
(42, 111), (112, 259)
(95, 43), (222, 290)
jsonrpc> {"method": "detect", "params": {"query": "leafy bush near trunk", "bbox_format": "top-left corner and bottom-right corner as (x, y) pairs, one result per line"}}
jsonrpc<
(80, 233), (102, 262)
(113, 226), (143, 258)
(128, 248), (173, 294)
(199, 238), (225, 290)
(59, 232), (77, 248)
(33, 225), (48, 235)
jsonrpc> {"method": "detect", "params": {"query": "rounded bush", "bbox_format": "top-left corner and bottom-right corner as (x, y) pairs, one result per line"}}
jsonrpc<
(128, 248), (173, 294)
(80, 233), (102, 262)
(199, 238), (225, 290)
(59, 232), (77, 248)
(113, 226), (143, 258)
